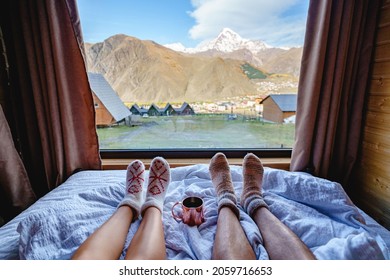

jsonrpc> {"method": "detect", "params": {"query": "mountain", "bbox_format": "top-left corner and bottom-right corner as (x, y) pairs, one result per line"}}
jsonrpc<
(166, 28), (269, 54)
(165, 28), (302, 76)
(84, 29), (302, 103)
(85, 34), (261, 103)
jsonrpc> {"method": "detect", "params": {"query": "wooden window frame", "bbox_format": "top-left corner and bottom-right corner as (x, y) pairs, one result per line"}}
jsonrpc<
(100, 148), (292, 170)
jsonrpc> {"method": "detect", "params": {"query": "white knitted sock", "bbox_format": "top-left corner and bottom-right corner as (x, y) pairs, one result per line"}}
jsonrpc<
(141, 157), (171, 216)
(118, 160), (145, 220)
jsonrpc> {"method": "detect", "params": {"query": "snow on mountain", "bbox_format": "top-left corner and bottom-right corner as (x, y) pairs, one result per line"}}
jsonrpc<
(164, 28), (271, 54)
(198, 28), (269, 53)
(163, 42), (187, 52)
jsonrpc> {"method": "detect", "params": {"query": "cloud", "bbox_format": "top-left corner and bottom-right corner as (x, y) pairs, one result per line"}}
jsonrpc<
(188, 0), (309, 47)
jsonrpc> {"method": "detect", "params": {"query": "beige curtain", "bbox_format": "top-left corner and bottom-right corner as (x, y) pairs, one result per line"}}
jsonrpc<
(291, 0), (382, 188)
(0, 0), (101, 222)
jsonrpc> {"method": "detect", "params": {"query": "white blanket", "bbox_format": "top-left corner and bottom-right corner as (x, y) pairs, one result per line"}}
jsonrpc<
(0, 164), (389, 260)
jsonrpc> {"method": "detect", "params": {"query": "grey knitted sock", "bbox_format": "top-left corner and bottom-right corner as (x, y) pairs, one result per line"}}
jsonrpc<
(209, 152), (240, 218)
(240, 153), (268, 217)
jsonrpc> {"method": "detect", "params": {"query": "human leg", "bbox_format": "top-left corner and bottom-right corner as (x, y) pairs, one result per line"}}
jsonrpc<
(209, 153), (256, 260)
(71, 206), (134, 260)
(241, 153), (316, 260)
(252, 207), (316, 260)
(125, 157), (171, 260)
(125, 207), (166, 259)
(72, 160), (145, 260)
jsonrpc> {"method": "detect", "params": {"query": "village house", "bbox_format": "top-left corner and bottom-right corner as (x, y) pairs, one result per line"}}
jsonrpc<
(130, 102), (195, 116)
(260, 93), (297, 124)
(162, 103), (176, 116)
(175, 102), (195, 115)
(147, 104), (161, 116)
(87, 72), (131, 126)
(129, 104), (148, 116)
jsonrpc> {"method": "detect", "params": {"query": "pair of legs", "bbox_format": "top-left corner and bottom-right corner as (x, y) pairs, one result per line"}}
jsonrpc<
(72, 157), (171, 260)
(210, 153), (316, 260)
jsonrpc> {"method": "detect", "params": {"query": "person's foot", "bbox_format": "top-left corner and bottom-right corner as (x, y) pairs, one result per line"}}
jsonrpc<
(209, 153), (240, 218)
(240, 153), (268, 217)
(141, 157), (171, 216)
(118, 160), (145, 220)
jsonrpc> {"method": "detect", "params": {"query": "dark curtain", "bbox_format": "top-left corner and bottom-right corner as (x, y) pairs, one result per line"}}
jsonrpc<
(291, 0), (382, 189)
(0, 105), (36, 222)
(0, 0), (101, 222)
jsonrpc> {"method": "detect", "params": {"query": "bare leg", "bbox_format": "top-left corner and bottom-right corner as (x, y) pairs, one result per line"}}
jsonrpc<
(72, 205), (133, 260)
(125, 207), (166, 259)
(213, 207), (256, 260)
(241, 153), (315, 260)
(252, 207), (315, 260)
(125, 157), (171, 260)
(73, 156), (170, 260)
(209, 153), (256, 259)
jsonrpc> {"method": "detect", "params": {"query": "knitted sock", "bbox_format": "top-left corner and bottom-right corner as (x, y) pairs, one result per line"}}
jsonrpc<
(240, 153), (268, 217)
(118, 160), (145, 220)
(141, 157), (171, 216)
(209, 152), (240, 218)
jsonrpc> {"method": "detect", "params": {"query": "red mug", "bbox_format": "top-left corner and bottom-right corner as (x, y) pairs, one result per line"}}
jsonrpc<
(171, 196), (205, 226)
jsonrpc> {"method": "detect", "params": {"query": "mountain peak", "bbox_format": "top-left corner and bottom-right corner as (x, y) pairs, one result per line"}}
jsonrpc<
(219, 28), (242, 39)
(164, 28), (270, 54)
(198, 28), (268, 53)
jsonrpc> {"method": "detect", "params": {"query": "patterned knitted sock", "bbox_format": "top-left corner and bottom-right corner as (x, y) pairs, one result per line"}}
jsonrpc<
(141, 157), (171, 216)
(240, 153), (268, 217)
(118, 160), (145, 220)
(209, 152), (240, 218)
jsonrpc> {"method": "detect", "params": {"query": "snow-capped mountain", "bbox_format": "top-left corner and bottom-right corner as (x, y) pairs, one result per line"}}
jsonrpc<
(165, 28), (271, 54)
(197, 28), (270, 53)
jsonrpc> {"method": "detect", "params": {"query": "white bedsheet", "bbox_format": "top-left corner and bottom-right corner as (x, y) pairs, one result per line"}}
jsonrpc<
(0, 164), (389, 260)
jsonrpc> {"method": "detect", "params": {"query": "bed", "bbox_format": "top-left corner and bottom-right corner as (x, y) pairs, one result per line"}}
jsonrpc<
(0, 164), (389, 260)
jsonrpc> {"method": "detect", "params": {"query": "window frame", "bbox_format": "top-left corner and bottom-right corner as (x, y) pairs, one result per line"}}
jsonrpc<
(100, 148), (292, 159)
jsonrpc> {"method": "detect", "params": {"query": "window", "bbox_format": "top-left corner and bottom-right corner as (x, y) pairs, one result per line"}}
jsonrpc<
(77, 0), (309, 156)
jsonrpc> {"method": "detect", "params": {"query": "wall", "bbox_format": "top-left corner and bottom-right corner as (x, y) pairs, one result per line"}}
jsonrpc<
(93, 94), (114, 126)
(262, 98), (284, 123)
(354, 0), (390, 229)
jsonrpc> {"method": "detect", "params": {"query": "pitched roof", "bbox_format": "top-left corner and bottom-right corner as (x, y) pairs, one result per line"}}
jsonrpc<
(261, 94), (297, 112)
(149, 103), (160, 112)
(176, 102), (192, 112)
(162, 103), (173, 111)
(87, 72), (130, 121)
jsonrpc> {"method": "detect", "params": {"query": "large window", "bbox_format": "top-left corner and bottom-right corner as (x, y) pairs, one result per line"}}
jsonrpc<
(77, 0), (309, 152)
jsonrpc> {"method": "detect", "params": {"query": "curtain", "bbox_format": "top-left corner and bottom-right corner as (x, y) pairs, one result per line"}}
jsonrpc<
(0, 105), (36, 222)
(0, 0), (101, 222)
(290, 0), (382, 188)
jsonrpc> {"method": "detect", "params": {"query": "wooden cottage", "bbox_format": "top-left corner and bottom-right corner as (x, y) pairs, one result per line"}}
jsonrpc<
(147, 104), (161, 116)
(260, 94), (297, 123)
(162, 103), (176, 116)
(88, 72), (130, 126)
(176, 102), (195, 115)
(130, 104), (148, 116)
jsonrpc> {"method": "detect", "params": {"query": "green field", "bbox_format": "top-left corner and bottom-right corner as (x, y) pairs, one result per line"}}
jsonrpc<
(97, 114), (295, 149)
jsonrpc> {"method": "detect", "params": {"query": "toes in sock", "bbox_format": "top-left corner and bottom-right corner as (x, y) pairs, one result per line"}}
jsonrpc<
(240, 153), (268, 217)
(209, 152), (240, 218)
(118, 160), (145, 220)
(141, 157), (171, 216)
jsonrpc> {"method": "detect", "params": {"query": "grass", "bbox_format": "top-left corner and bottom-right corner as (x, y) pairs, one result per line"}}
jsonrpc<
(241, 63), (268, 79)
(97, 114), (295, 149)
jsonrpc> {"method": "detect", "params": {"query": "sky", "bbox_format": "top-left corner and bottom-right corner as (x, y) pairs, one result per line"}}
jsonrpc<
(77, 0), (310, 48)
